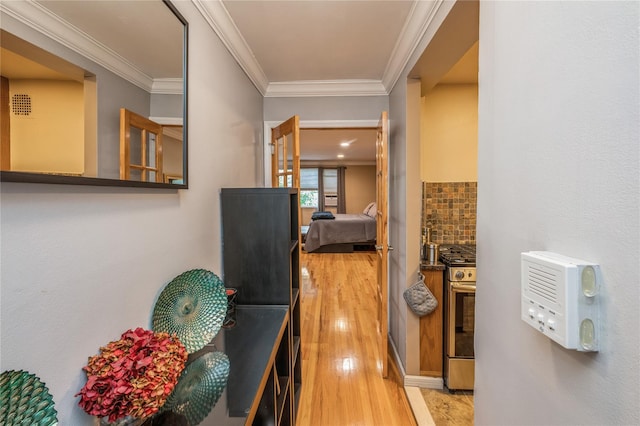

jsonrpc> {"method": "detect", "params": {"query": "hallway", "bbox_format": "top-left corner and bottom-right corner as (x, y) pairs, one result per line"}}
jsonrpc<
(296, 251), (416, 426)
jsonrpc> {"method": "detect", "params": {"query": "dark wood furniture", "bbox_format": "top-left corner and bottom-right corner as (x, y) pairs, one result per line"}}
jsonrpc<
(221, 187), (302, 425)
(145, 306), (289, 426)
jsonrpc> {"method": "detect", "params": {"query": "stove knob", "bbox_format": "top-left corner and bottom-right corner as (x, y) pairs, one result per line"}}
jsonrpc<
(455, 271), (465, 280)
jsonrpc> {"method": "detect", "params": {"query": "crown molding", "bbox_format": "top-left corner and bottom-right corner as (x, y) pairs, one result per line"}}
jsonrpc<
(150, 117), (183, 126)
(382, 0), (443, 92)
(0, 0), (159, 93)
(3, 0), (444, 98)
(196, 0), (437, 98)
(192, 0), (269, 96)
(265, 80), (387, 98)
(151, 78), (184, 95)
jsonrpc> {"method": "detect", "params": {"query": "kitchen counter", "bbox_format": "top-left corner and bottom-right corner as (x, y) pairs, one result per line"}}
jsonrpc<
(420, 261), (446, 271)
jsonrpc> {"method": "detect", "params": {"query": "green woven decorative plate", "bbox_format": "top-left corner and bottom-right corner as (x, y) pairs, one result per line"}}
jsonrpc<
(0, 370), (58, 425)
(152, 269), (227, 353)
(162, 352), (230, 425)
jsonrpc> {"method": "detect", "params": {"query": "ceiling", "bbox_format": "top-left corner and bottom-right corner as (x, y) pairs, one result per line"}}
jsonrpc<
(299, 128), (378, 165)
(213, 0), (478, 163)
(221, 0), (414, 91)
(2, 0), (478, 163)
(32, 0), (184, 79)
(201, 0), (479, 97)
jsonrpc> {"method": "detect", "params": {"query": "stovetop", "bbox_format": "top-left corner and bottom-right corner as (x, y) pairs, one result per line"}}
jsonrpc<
(439, 244), (476, 267)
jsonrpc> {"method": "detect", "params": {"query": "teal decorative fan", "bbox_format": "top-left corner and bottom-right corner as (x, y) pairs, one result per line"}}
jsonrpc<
(152, 269), (227, 353)
(0, 370), (57, 425)
(162, 351), (230, 425)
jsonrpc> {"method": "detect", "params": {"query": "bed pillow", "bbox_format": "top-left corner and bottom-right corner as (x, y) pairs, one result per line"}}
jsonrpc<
(311, 211), (335, 220)
(363, 202), (375, 215)
(366, 202), (377, 218)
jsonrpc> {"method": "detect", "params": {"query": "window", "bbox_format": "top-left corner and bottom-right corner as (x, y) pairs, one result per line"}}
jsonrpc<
(323, 169), (337, 194)
(277, 174), (293, 188)
(300, 168), (318, 208)
(299, 167), (340, 209)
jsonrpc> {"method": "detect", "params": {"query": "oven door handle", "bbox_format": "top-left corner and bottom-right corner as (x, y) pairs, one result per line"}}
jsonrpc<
(450, 282), (476, 292)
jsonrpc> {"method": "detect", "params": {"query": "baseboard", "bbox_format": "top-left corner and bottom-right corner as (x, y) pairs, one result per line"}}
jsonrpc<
(388, 335), (406, 377)
(387, 336), (443, 389)
(404, 375), (443, 389)
(388, 337), (440, 426)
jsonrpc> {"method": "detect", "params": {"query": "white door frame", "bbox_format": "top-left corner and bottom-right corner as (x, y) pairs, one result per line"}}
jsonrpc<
(263, 119), (379, 186)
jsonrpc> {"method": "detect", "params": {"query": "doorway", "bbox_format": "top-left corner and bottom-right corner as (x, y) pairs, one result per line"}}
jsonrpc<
(404, 0), (479, 417)
(263, 120), (378, 188)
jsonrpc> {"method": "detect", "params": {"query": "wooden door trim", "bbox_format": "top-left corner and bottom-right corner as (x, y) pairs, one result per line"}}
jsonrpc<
(263, 119), (378, 185)
(376, 111), (389, 378)
(270, 115), (300, 188)
(120, 108), (163, 182)
(1, 76), (10, 170)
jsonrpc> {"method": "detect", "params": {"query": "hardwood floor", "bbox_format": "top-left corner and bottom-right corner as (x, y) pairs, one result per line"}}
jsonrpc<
(297, 251), (417, 426)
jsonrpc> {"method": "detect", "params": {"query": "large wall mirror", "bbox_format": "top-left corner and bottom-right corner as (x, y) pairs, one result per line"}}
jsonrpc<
(0, 0), (188, 188)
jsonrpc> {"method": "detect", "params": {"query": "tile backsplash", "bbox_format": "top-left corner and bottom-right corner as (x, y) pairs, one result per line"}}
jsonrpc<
(421, 181), (477, 245)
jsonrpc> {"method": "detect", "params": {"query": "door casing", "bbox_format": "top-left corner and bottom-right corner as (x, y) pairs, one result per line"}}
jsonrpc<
(263, 119), (379, 186)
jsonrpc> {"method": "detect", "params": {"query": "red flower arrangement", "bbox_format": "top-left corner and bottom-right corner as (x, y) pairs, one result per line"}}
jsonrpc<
(76, 328), (188, 422)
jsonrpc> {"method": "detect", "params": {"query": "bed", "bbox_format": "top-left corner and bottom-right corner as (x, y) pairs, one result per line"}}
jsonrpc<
(304, 202), (377, 253)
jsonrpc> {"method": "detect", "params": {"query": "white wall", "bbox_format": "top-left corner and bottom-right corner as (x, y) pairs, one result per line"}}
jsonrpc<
(389, 79), (422, 376)
(476, 2), (639, 424)
(0, 2), (264, 425)
(388, 1), (456, 378)
(263, 96), (388, 122)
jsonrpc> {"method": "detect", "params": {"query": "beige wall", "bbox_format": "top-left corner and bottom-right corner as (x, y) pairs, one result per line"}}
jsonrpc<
(300, 165), (375, 225)
(420, 83), (478, 182)
(345, 165), (376, 214)
(162, 132), (183, 180)
(10, 79), (84, 174)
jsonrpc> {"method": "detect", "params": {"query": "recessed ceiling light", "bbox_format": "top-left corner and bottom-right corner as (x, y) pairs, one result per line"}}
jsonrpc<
(337, 154), (345, 158)
(340, 142), (350, 147)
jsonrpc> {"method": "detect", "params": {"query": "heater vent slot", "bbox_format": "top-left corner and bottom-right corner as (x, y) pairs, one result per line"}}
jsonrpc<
(527, 264), (559, 304)
(11, 93), (32, 116)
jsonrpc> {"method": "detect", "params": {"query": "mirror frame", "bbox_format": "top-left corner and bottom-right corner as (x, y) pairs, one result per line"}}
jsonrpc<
(0, 0), (188, 189)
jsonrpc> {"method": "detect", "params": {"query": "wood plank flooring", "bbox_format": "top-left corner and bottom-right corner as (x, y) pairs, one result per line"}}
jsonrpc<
(297, 251), (417, 426)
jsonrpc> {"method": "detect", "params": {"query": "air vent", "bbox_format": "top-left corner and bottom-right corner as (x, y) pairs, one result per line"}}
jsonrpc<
(324, 194), (337, 207)
(12, 93), (32, 116)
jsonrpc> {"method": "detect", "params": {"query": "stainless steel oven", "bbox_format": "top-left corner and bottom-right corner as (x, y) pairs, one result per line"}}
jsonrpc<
(440, 244), (476, 391)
